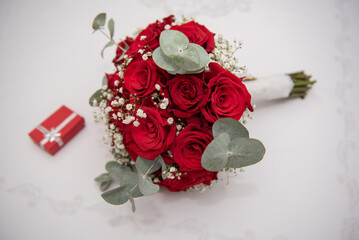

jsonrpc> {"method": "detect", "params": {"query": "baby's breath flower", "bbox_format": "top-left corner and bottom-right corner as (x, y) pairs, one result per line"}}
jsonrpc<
(105, 106), (112, 113)
(126, 104), (133, 111)
(122, 115), (135, 124)
(113, 133), (123, 141)
(136, 108), (143, 116)
(167, 117), (174, 124)
(118, 98), (125, 105)
(160, 103), (167, 109)
(133, 120), (140, 127)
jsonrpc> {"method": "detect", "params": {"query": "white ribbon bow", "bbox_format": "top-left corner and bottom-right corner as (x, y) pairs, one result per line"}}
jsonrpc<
(37, 112), (77, 149)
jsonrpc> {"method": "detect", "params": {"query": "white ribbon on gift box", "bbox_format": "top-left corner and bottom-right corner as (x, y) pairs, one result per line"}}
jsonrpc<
(36, 112), (77, 149)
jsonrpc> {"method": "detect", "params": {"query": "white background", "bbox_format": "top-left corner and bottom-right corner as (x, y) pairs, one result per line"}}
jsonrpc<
(0, 0), (358, 239)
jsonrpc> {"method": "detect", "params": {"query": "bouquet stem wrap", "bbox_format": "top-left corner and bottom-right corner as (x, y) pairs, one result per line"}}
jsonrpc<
(243, 71), (316, 103)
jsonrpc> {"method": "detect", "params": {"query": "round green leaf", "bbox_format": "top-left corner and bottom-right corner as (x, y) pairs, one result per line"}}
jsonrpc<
(92, 13), (106, 30)
(89, 88), (103, 106)
(171, 44), (200, 71)
(157, 155), (168, 180)
(101, 185), (128, 205)
(226, 137), (266, 168)
(120, 172), (143, 198)
(188, 43), (209, 69)
(100, 180), (112, 191)
(105, 161), (121, 177)
(137, 174), (160, 196)
(105, 161), (131, 177)
(108, 18), (114, 39)
(102, 75), (108, 86)
(201, 133), (231, 171)
(94, 173), (111, 183)
(171, 67), (206, 75)
(213, 118), (249, 140)
(101, 40), (116, 58)
(135, 156), (161, 175)
(160, 30), (189, 57)
(153, 48), (180, 72)
(127, 193), (136, 213)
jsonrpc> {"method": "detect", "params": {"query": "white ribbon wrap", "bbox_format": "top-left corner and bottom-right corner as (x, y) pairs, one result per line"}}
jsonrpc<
(37, 112), (77, 149)
(243, 74), (294, 103)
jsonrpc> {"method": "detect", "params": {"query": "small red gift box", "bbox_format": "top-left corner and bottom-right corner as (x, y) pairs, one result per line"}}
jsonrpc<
(29, 105), (85, 155)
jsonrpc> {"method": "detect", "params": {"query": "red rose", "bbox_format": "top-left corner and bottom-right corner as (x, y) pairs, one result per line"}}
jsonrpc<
(123, 106), (176, 160)
(157, 170), (218, 192)
(106, 71), (121, 92)
(161, 152), (175, 164)
(112, 37), (134, 65)
(124, 59), (169, 97)
(201, 63), (253, 123)
(171, 21), (215, 52)
(171, 124), (212, 171)
(167, 74), (208, 118)
(125, 15), (175, 58)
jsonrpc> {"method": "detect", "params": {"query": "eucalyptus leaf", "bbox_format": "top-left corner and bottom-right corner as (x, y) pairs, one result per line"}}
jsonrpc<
(168, 67), (206, 75)
(213, 118), (249, 140)
(108, 18), (114, 39)
(100, 180), (112, 191)
(159, 30), (189, 57)
(201, 133), (231, 171)
(89, 89), (103, 106)
(226, 137), (266, 168)
(137, 173), (160, 196)
(101, 184), (129, 205)
(189, 43), (210, 69)
(95, 173), (111, 183)
(120, 172), (143, 198)
(102, 75), (108, 86)
(127, 193), (136, 213)
(101, 40), (116, 58)
(92, 13), (106, 30)
(171, 44), (200, 71)
(152, 48), (180, 72)
(157, 155), (168, 179)
(105, 161), (132, 177)
(153, 30), (209, 75)
(115, 43), (130, 63)
(135, 156), (161, 175)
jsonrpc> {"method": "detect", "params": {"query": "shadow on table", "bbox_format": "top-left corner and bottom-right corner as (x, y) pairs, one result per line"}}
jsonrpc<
(157, 181), (259, 207)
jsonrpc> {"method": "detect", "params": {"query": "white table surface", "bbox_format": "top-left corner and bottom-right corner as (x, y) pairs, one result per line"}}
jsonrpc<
(1, 0), (358, 239)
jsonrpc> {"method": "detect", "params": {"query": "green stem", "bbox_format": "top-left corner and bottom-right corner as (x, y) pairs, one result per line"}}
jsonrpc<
(143, 158), (158, 178)
(99, 28), (126, 54)
(288, 71), (316, 99)
(99, 28), (111, 40)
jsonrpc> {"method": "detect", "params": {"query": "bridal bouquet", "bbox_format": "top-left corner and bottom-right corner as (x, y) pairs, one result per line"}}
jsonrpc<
(90, 13), (315, 212)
